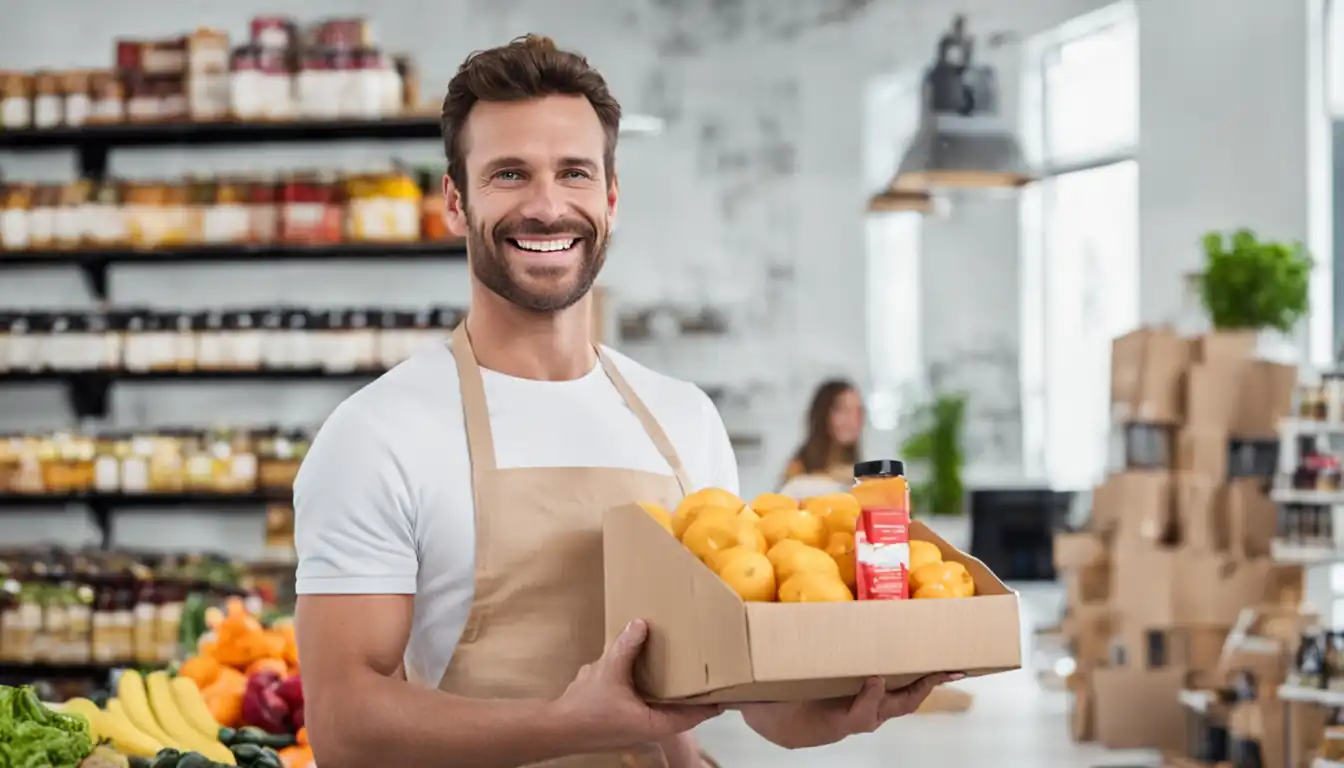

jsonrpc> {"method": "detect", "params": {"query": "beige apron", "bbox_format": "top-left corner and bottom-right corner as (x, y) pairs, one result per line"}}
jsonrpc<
(433, 323), (711, 768)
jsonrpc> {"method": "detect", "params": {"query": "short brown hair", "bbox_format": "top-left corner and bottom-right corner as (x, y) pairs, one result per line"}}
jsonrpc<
(440, 34), (622, 197)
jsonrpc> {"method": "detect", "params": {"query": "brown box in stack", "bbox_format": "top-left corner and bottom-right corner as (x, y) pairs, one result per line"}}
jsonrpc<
(1111, 327), (1190, 425)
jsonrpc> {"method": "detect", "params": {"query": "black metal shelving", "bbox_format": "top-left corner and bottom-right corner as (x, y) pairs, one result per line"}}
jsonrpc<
(0, 241), (467, 300)
(0, 115), (443, 176)
(0, 368), (386, 419)
(0, 491), (291, 549)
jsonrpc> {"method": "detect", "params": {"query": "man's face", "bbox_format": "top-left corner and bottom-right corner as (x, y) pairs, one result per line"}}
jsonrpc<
(444, 94), (618, 313)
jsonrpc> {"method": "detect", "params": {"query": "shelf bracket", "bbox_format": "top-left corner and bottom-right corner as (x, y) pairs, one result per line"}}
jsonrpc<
(89, 501), (114, 549)
(77, 143), (111, 180)
(67, 373), (111, 419)
(78, 259), (110, 302)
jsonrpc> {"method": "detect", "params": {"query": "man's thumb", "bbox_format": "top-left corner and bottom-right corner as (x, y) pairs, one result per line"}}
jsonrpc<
(600, 619), (649, 677)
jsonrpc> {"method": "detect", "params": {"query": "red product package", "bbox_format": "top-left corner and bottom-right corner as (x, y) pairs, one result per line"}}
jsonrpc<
(854, 505), (911, 600)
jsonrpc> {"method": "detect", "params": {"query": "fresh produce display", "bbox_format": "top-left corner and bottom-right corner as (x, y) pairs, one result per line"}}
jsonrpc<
(641, 487), (977, 602)
(0, 684), (94, 766)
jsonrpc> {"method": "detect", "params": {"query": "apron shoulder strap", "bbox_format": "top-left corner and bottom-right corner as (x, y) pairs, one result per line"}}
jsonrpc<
(597, 348), (693, 496)
(449, 324), (497, 479)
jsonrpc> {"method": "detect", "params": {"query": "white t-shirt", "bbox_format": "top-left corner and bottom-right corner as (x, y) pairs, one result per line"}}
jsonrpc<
(293, 342), (740, 686)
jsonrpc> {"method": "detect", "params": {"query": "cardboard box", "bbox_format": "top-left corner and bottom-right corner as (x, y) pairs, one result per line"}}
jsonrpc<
(1111, 541), (1273, 628)
(1107, 471), (1176, 544)
(1176, 428), (1232, 480)
(1053, 531), (1108, 571)
(1109, 627), (1228, 671)
(1093, 666), (1187, 750)
(1190, 330), (1259, 364)
(1226, 479), (1276, 558)
(1062, 603), (1112, 669)
(1069, 678), (1095, 742)
(1065, 562), (1110, 605)
(1175, 474), (1227, 551)
(1111, 327), (1190, 425)
(603, 508), (1022, 703)
(1186, 362), (1296, 439)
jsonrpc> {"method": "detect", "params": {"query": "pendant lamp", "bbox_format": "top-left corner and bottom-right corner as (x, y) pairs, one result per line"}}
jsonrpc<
(889, 15), (1032, 192)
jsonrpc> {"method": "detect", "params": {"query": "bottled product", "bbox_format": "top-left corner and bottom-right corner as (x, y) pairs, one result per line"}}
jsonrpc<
(850, 459), (911, 601)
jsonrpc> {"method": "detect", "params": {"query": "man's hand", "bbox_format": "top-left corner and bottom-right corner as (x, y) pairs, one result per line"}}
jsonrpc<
(736, 673), (963, 750)
(553, 620), (723, 751)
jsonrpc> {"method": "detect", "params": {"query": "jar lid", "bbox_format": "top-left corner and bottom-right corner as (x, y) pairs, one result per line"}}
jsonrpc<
(854, 459), (905, 478)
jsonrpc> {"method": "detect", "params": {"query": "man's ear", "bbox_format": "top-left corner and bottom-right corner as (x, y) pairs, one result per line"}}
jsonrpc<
(607, 172), (620, 231)
(443, 174), (468, 237)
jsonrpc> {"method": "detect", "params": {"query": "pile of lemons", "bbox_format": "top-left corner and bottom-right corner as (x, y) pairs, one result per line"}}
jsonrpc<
(640, 488), (861, 603)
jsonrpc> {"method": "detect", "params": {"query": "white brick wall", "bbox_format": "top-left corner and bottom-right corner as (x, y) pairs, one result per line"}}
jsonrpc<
(0, 0), (1328, 553)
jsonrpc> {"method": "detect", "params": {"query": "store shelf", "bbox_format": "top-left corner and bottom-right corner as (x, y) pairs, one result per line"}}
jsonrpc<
(1278, 684), (1344, 706)
(0, 490), (289, 549)
(1281, 417), (1344, 436)
(0, 115), (447, 150)
(0, 367), (385, 418)
(1271, 488), (1344, 506)
(0, 241), (467, 299)
(0, 661), (136, 682)
(1272, 540), (1344, 565)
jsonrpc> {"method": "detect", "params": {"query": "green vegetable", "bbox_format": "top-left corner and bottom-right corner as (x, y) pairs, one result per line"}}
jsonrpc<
(0, 684), (95, 768)
(233, 727), (294, 750)
(250, 748), (283, 768)
(174, 753), (213, 768)
(216, 728), (237, 746)
(228, 743), (265, 764)
(151, 747), (182, 768)
(1197, 228), (1313, 332)
(128, 757), (154, 768)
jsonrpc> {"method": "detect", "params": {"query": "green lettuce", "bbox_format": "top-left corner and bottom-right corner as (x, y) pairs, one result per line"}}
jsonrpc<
(0, 685), (94, 768)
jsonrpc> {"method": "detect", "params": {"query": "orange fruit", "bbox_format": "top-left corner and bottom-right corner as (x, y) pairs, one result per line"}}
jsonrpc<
(909, 540), (943, 572)
(757, 508), (827, 549)
(778, 571), (854, 603)
(913, 582), (958, 599)
(715, 549), (777, 602)
(683, 514), (766, 563)
(637, 501), (674, 535)
(750, 492), (799, 516)
(768, 540), (840, 585)
(806, 493), (862, 538)
(672, 501), (741, 540)
(825, 531), (857, 591)
(737, 506), (762, 525)
(909, 560), (975, 598)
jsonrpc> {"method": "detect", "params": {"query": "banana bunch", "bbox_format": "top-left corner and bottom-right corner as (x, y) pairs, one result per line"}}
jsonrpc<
(63, 670), (235, 764)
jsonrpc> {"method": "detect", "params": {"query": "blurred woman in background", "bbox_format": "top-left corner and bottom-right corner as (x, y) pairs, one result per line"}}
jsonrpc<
(780, 378), (865, 497)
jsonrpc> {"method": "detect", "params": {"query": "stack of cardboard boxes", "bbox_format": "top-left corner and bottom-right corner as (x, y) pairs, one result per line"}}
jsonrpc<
(1057, 327), (1302, 753)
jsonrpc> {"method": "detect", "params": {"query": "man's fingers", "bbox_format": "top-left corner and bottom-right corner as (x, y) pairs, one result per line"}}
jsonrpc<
(845, 677), (886, 721)
(877, 673), (954, 721)
(652, 704), (724, 733)
(598, 619), (649, 680)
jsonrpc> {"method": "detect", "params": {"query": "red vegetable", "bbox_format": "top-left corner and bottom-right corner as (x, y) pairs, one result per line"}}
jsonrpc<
(276, 675), (304, 713)
(242, 670), (291, 734)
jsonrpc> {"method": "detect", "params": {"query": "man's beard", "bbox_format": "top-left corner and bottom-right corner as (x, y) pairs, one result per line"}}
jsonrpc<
(467, 210), (607, 313)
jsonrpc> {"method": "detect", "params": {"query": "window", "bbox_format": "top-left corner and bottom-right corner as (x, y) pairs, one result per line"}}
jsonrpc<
(1020, 2), (1140, 489)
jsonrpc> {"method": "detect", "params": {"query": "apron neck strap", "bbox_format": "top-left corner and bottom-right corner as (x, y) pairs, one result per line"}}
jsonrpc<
(595, 348), (693, 496)
(450, 322), (692, 495)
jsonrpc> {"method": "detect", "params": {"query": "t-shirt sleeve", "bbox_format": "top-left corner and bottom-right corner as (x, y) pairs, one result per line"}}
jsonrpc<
(294, 401), (419, 595)
(695, 385), (741, 496)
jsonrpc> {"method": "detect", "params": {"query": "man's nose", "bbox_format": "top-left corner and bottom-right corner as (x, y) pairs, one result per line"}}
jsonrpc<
(517, 179), (567, 222)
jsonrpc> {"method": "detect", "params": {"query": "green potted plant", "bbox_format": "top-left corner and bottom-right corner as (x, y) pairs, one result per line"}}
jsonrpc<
(900, 391), (967, 517)
(1197, 229), (1312, 339)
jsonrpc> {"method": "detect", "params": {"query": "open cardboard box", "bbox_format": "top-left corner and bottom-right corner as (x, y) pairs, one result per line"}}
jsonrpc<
(603, 504), (1022, 704)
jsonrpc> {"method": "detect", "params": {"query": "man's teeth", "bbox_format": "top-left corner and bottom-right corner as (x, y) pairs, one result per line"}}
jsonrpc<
(513, 238), (576, 252)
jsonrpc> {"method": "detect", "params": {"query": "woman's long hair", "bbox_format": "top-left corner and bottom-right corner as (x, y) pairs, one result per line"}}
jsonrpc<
(789, 379), (860, 477)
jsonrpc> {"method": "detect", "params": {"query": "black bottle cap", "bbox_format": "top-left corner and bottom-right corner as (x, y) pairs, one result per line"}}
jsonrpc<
(854, 459), (905, 478)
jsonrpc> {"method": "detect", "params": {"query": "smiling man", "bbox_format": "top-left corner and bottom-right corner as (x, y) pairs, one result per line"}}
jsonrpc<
(292, 34), (950, 768)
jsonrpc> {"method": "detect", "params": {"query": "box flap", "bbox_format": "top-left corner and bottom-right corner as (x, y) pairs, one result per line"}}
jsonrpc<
(603, 505), (753, 699)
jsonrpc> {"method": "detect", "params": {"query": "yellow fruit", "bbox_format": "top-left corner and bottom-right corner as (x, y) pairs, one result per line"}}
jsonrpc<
(637, 501), (675, 535)
(672, 488), (745, 535)
(65, 697), (163, 758)
(914, 582), (959, 599)
(757, 508), (827, 549)
(825, 531), (857, 591)
(145, 670), (237, 764)
(750, 492), (799, 515)
(714, 549), (777, 601)
(768, 540), (841, 585)
(909, 560), (976, 599)
(909, 540), (943, 572)
(672, 497), (747, 540)
(116, 670), (177, 747)
(683, 514), (767, 563)
(805, 493), (863, 537)
(737, 506), (762, 525)
(779, 571), (855, 603)
(171, 674), (223, 741)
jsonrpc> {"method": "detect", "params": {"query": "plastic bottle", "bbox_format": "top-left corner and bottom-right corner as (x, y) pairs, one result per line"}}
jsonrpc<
(850, 459), (912, 600)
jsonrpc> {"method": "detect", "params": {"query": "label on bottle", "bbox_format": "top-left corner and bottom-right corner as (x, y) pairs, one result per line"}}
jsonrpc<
(855, 506), (910, 600)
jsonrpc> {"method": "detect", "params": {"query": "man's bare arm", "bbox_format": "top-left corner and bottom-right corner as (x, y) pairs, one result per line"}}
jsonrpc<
(297, 594), (592, 768)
